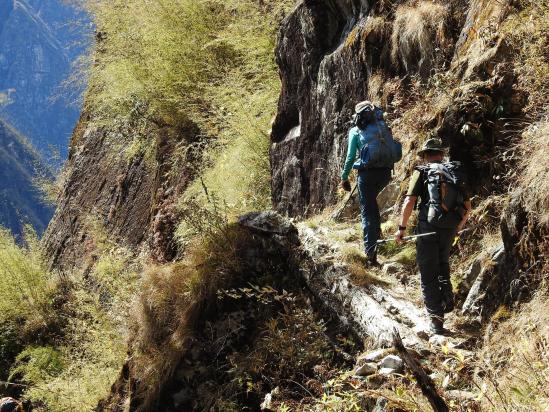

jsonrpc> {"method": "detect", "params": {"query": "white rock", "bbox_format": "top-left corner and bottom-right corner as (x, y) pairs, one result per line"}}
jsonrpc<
(354, 362), (377, 376)
(429, 372), (443, 382)
(260, 393), (272, 411)
(429, 334), (449, 346)
(359, 348), (389, 363)
(382, 262), (402, 275)
(379, 354), (403, 371)
(379, 367), (398, 375)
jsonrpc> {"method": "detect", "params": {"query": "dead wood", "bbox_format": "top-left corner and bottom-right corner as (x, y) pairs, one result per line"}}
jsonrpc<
(392, 328), (449, 412)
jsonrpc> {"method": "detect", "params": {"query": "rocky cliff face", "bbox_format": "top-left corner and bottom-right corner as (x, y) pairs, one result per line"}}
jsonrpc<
(270, 0), (545, 323)
(0, 119), (53, 236)
(42, 106), (203, 269)
(35, 0), (547, 410)
(270, 0), (522, 216)
(0, 0), (88, 162)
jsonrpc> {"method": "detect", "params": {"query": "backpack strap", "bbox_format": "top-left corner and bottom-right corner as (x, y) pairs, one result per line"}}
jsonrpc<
(374, 120), (387, 145)
(413, 165), (429, 211)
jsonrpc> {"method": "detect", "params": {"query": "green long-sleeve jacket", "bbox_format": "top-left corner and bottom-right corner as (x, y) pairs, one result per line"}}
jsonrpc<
(341, 127), (364, 181)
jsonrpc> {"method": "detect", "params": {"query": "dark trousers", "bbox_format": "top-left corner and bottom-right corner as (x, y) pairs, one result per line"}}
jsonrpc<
(357, 168), (392, 256)
(416, 220), (455, 317)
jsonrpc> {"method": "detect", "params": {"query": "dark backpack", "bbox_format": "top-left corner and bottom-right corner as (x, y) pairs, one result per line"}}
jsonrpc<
(352, 108), (402, 170)
(417, 161), (467, 229)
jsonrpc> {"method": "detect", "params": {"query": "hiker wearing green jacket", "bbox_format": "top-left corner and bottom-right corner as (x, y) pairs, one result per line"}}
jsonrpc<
(395, 138), (471, 334)
(340, 101), (401, 265)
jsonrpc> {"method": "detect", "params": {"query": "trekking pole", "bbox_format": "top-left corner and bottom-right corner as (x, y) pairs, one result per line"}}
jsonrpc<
(377, 232), (437, 244)
(377, 228), (471, 245)
(332, 183), (358, 221)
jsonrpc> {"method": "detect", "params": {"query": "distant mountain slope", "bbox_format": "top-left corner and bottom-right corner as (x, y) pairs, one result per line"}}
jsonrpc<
(0, 0), (89, 163)
(0, 118), (53, 237)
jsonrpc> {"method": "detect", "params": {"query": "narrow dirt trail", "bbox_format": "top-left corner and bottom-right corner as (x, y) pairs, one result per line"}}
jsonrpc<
(297, 218), (477, 353)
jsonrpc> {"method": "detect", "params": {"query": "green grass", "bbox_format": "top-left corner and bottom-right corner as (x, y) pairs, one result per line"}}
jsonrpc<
(0, 223), (139, 411)
(0, 227), (56, 331)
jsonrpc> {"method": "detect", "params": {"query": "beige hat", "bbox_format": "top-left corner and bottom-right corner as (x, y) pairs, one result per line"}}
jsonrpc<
(355, 100), (374, 114)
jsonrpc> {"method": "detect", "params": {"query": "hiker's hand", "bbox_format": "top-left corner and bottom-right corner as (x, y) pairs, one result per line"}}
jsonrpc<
(395, 228), (405, 244)
(341, 180), (351, 192)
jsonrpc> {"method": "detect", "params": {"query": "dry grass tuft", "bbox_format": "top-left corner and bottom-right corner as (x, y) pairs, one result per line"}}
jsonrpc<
(391, 1), (450, 79)
(476, 293), (549, 411)
(341, 247), (391, 287)
(518, 118), (549, 228)
(130, 224), (255, 409)
(502, 0), (549, 115)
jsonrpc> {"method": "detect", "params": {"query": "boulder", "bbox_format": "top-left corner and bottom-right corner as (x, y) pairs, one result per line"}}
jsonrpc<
(379, 354), (403, 371)
(358, 348), (393, 363)
(354, 362), (377, 376)
(462, 244), (506, 320)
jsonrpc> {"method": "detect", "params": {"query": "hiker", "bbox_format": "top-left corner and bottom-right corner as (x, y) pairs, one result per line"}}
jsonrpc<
(395, 138), (471, 334)
(340, 101), (401, 265)
(0, 397), (24, 412)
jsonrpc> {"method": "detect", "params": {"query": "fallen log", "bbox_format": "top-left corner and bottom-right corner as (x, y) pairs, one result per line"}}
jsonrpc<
(392, 329), (449, 412)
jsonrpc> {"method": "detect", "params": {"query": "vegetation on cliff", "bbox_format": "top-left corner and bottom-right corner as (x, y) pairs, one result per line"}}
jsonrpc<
(83, 0), (294, 215)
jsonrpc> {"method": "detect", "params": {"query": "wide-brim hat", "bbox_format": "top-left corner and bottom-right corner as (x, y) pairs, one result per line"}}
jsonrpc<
(418, 137), (447, 155)
(355, 100), (374, 114)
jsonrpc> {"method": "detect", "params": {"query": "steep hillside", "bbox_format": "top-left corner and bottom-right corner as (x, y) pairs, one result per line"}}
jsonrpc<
(0, 0), (89, 161)
(0, 118), (53, 236)
(269, 0), (548, 312)
(43, 0), (295, 269)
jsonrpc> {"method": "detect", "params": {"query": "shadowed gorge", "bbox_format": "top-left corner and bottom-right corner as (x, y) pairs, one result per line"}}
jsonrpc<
(0, 119), (53, 236)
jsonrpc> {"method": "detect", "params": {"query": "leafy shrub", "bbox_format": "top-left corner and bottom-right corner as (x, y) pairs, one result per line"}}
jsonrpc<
(0, 222), (139, 411)
(228, 301), (333, 392)
(0, 227), (56, 334)
(9, 347), (64, 384)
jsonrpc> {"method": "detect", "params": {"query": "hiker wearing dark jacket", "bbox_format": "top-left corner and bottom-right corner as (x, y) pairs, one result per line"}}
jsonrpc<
(395, 138), (471, 334)
(340, 101), (398, 265)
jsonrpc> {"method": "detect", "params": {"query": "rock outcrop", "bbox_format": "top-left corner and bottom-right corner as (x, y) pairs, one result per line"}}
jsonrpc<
(42, 116), (199, 269)
(98, 211), (463, 411)
(270, 0), (520, 217)
(269, 0), (546, 326)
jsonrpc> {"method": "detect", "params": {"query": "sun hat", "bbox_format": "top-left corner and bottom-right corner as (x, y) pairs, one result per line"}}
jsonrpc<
(418, 137), (446, 155)
(355, 100), (375, 114)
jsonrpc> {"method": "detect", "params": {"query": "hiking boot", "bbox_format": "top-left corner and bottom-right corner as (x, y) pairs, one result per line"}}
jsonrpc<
(429, 315), (445, 335)
(443, 295), (455, 313)
(366, 251), (380, 267)
(440, 279), (455, 313)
